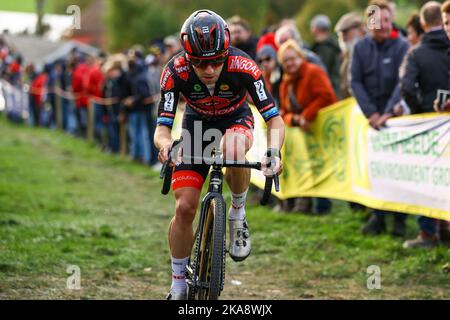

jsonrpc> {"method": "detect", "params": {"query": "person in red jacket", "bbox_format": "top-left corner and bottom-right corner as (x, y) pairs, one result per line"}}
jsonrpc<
(87, 54), (105, 143)
(30, 69), (48, 127)
(278, 39), (337, 215)
(72, 56), (90, 136)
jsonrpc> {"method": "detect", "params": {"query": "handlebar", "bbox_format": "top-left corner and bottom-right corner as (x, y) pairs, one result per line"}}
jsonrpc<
(160, 139), (280, 205)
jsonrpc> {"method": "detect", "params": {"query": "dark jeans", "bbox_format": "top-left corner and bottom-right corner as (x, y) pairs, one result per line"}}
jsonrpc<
(315, 198), (332, 214)
(418, 216), (437, 236)
(47, 93), (57, 128)
(28, 94), (39, 126)
(146, 107), (159, 165)
(373, 210), (407, 221)
(61, 97), (77, 135)
(107, 106), (120, 154)
(128, 111), (150, 163)
(94, 102), (105, 143)
(75, 107), (88, 137)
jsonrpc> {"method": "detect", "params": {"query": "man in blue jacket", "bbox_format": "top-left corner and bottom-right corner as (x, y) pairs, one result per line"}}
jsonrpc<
(350, 0), (409, 236)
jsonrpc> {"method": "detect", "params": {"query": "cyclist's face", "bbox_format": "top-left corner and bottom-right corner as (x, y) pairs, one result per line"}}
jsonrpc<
(192, 62), (224, 85)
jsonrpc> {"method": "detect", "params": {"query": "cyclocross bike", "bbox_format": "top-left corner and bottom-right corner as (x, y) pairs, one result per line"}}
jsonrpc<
(160, 138), (279, 300)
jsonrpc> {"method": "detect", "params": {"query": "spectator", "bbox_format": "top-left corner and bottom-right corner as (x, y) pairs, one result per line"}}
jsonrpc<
(400, 1), (450, 115)
(227, 15), (258, 59)
(335, 12), (367, 212)
(123, 49), (151, 164)
(256, 45), (281, 105)
(24, 63), (38, 126)
(406, 13), (425, 47)
(56, 58), (77, 134)
(387, 0), (408, 38)
(103, 56), (127, 154)
(256, 26), (278, 52)
(30, 65), (48, 127)
(7, 53), (22, 86)
(401, 1), (450, 249)
(335, 12), (365, 99)
(163, 35), (182, 64)
(44, 62), (57, 128)
(87, 54), (106, 144)
(275, 22), (327, 71)
(437, 0), (450, 112)
(277, 39), (337, 215)
(72, 55), (90, 137)
(391, 14), (425, 117)
(310, 14), (341, 98)
(350, 0), (409, 236)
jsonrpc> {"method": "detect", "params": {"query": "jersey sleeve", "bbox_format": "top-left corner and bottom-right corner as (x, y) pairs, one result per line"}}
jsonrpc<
(231, 54), (279, 122)
(247, 74), (280, 122)
(157, 64), (180, 129)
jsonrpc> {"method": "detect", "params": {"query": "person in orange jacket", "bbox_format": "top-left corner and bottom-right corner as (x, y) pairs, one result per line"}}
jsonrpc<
(277, 39), (337, 215)
(278, 39), (337, 131)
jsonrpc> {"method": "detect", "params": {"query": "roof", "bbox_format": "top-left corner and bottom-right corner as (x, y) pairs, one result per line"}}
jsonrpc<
(3, 34), (99, 67)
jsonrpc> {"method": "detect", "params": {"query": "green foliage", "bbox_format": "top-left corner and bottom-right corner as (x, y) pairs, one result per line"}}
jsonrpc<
(295, 0), (359, 45)
(107, 0), (179, 51)
(162, 0), (270, 34)
(50, 0), (91, 14)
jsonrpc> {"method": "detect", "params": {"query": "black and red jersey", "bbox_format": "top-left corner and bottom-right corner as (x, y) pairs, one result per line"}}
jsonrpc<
(157, 47), (279, 128)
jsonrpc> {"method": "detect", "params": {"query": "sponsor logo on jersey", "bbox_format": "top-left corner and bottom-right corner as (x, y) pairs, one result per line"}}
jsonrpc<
(160, 68), (174, 91)
(220, 84), (230, 91)
(194, 84), (202, 92)
(228, 56), (262, 80)
(174, 56), (189, 81)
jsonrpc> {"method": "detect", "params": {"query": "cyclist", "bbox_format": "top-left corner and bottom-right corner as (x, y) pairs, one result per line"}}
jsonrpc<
(154, 9), (285, 300)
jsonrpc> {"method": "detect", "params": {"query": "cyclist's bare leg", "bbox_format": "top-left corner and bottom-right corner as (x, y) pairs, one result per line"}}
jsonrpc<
(222, 131), (253, 261)
(169, 187), (201, 258)
(166, 187), (201, 298)
(222, 131), (252, 193)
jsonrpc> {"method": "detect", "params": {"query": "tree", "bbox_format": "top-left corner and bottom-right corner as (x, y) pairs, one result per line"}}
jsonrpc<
(36, 0), (46, 36)
(295, 0), (358, 45)
(50, 0), (91, 14)
(107, 0), (179, 51)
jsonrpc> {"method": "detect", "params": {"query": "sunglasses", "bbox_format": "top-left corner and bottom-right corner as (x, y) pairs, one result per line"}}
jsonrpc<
(189, 54), (228, 69)
(258, 56), (273, 64)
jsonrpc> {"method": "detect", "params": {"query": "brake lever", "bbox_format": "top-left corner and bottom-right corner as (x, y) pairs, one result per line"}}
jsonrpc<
(160, 161), (169, 179)
(159, 138), (183, 180)
(273, 174), (280, 192)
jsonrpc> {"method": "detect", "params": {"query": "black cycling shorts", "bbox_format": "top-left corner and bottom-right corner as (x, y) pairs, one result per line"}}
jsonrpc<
(172, 106), (255, 191)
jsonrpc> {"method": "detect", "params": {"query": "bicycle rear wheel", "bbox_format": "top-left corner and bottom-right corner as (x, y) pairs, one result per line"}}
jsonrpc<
(190, 196), (226, 300)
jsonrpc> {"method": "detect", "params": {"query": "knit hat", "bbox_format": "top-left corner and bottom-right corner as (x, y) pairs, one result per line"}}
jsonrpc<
(256, 45), (277, 61)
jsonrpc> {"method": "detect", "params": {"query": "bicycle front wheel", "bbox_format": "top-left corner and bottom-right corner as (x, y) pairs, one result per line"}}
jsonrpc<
(193, 196), (226, 300)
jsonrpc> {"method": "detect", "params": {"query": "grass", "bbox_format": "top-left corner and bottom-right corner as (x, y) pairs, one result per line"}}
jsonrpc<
(0, 115), (449, 300)
(0, 0), (53, 14)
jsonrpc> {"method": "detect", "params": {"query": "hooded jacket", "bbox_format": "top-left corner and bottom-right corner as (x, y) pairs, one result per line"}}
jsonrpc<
(400, 29), (450, 113)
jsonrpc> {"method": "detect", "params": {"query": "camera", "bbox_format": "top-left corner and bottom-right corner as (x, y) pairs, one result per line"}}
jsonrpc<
(436, 89), (450, 111)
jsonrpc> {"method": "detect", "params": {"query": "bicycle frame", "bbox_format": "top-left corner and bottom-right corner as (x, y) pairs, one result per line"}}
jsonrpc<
(161, 140), (280, 299)
(186, 164), (227, 297)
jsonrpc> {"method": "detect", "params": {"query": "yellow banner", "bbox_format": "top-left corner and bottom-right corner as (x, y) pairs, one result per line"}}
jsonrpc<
(249, 98), (450, 221)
